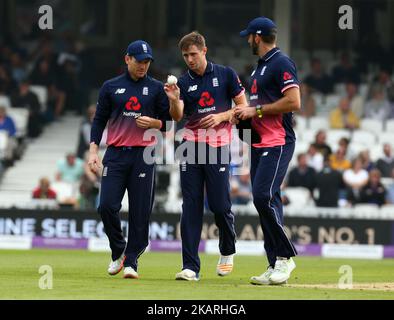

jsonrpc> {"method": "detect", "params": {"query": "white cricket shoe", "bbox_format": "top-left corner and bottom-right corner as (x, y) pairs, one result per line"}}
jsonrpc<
(123, 267), (139, 279)
(175, 269), (200, 281)
(250, 266), (275, 285)
(107, 253), (125, 276)
(216, 254), (234, 276)
(269, 257), (296, 284)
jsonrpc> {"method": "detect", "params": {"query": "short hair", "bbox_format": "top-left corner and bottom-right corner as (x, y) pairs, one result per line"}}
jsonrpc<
(178, 31), (206, 51)
(259, 28), (277, 44)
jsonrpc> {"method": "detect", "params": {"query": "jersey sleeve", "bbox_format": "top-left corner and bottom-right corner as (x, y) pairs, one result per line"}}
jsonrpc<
(276, 58), (300, 94)
(155, 84), (173, 132)
(90, 82), (111, 145)
(226, 67), (245, 99)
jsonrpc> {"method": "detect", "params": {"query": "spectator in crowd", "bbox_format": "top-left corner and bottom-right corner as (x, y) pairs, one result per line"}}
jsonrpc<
(32, 177), (57, 200)
(314, 130), (332, 159)
(306, 143), (324, 173)
(77, 153), (101, 210)
(77, 105), (97, 159)
(386, 168), (394, 204)
(30, 58), (66, 121)
(373, 69), (394, 103)
(298, 83), (316, 117)
(303, 58), (333, 94)
(314, 158), (343, 207)
(287, 153), (316, 194)
(331, 52), (361, 85)
(350, 169), (386, 207)
(364, 85), (391, 121)
(56, 152), (84, 184)
(343, 158), (369, 205)
(0, 105), (17, 165)
(330, 97), (360, 130)
(0, 105), (16, 137)
(230, 167), (252, 205)
(10, 79), (44, 137)
(329, 145), (351, 172)
(337, 137), (356, 160)
(56, 55), (83, 114)
(359, 150), (375, 172)
(0, 64), (17, 95)
(9, 51), (27, 84)
(345, 82), (365, 119)
(376, 143), (394, 177)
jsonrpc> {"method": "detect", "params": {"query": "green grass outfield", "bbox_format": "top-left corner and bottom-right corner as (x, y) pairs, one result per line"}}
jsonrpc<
(0, 249), (393, 300)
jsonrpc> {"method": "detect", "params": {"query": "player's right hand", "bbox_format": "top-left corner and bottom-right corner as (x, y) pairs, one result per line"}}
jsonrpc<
(87, 152), (102, 174)
(164, 83), (180, 101)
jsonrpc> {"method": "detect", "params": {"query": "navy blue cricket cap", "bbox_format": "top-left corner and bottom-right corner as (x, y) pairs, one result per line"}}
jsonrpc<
(240, 17), (277, 37)
(126, 40), (154, 61)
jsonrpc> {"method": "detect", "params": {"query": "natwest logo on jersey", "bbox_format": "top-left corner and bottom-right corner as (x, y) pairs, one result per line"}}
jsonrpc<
(123, 96), (142, 118)
(198, 91), (216, 114)
(250, 79), (258, 100)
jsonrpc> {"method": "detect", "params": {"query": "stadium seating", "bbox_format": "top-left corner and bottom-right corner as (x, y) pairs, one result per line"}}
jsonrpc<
(284, 187), (311, 208)
(385, 119), (394, 132)
(353, 204), (380, 219)
(360, 119), (384, 135)
(29, 85), (48, 112)
(0, 95), (11, 109)
(6, 108), (29, 138)
(0, 130), (8, 160)
(351, 130), (376, 147)
(309, 116), (330, 131)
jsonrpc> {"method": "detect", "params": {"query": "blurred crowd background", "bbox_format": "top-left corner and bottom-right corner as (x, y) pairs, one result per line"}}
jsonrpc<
(1, 0), (394, 219)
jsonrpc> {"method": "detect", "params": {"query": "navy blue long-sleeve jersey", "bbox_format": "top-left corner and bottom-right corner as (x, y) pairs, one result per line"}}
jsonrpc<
(91, 72), (171, 147)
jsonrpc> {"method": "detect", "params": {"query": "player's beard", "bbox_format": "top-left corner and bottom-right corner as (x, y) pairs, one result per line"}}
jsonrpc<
(251, 40), (259, 55)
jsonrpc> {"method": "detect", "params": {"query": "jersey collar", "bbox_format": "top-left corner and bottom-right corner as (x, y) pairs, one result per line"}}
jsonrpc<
(258, 47), (281, 63)
(188, 61), (214, 79)
(125, 70), (147, 83)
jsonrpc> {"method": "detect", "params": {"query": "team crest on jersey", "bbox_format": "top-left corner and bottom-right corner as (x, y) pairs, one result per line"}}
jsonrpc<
(143, 87), (149, 95)
(212, 77), (219, 87)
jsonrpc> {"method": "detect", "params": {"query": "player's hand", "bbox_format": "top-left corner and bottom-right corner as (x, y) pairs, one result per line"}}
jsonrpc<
(229, 112), (240, 125)
(87, 152), (102, 174)
(234, 106), (257, 120)
(199, 114), (224, 129)
(136, 116), (154, 129)
(164, 83), (180, 101)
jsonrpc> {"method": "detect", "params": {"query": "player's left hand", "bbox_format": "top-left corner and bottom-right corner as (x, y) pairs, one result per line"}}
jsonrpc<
(136, 116), (154, 129)
(234, 106), (257, 120)
(199, 114), (224, 129)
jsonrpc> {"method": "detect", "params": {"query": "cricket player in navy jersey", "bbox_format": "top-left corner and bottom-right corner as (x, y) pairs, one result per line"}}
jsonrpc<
(164, 31), (247, 281)
(234, 17), (301, 285)
(88, 40), (171, 279)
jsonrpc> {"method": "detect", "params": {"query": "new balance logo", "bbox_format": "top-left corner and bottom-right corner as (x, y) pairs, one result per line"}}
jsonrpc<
(188, 85), (198, 92)
(142, 44), (148, 53)
(103, 167), (108, 176)
(115, 88), (126, 94)
(219, 167), (226, 172)
(138, 173), (146, 178)
(260, 66), (267, 76)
